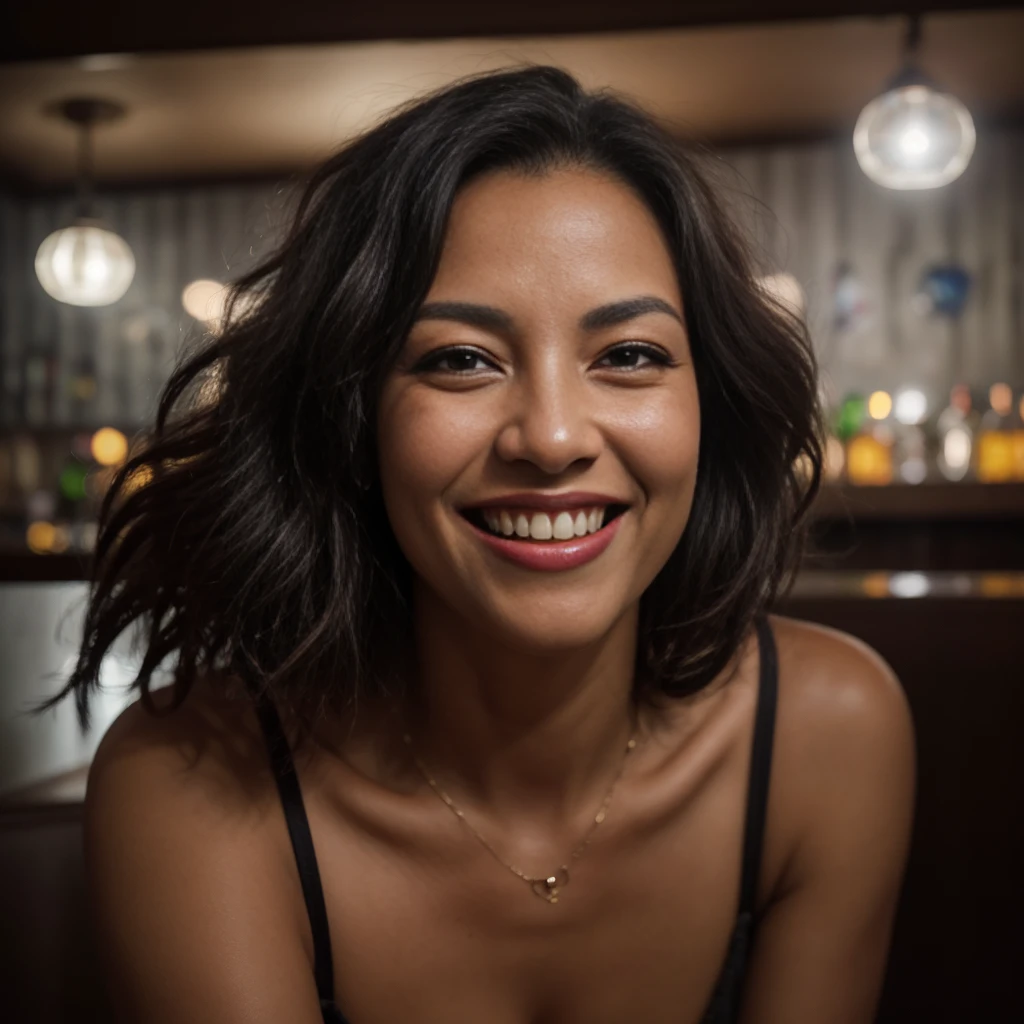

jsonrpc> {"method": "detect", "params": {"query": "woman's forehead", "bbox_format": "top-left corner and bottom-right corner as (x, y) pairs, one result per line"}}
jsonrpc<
(429, 168), (681, 312)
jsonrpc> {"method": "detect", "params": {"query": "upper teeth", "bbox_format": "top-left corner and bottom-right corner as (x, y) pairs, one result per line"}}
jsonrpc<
(481, 508), (607, 541)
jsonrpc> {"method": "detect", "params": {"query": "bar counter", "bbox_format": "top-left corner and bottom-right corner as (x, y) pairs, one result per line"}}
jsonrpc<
(2, 571), (1022, 1023)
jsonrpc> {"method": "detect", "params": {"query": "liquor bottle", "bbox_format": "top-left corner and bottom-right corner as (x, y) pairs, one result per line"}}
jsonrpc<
(935, 384), (974, 482)
(848, 428), (894, 486)
(975, 384), (1014, 483)
(893, 422), (928, 484)
(840, 392), (893, 487)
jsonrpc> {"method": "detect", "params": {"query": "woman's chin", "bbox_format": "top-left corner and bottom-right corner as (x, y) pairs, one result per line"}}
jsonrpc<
(470, 598), (636, 657)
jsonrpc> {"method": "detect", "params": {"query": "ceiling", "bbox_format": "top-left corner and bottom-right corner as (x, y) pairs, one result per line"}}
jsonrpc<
(2, 8), (1023, 188)
(5, 1), (1011, 62)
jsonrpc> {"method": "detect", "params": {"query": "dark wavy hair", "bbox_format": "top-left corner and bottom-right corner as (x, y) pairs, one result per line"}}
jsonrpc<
(42, 65), (822, 732)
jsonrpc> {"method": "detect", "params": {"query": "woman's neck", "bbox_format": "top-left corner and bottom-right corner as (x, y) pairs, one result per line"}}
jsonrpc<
(399, 591), (645, 831)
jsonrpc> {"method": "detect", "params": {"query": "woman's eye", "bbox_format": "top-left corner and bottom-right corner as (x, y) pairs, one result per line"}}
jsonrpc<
(596, 344), (672, 370)
(417, 347), (495, 374)
(414, 343), (673, 375)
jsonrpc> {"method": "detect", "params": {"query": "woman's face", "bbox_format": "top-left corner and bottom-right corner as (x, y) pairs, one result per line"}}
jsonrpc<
(377, 167), (700, 652)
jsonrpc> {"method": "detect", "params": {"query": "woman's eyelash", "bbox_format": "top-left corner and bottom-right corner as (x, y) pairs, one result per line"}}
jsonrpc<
(597, 343), (675, 369)
(414, 347), (494, 373)
(415, 342), (674, 374)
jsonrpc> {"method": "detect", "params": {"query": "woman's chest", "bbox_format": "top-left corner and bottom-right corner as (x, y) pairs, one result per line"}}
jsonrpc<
(311, 775), (752, 1024)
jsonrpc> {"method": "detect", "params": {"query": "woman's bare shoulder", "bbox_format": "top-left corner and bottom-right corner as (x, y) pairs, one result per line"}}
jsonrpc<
(768, 614), (911, 735)
(85, 679), (324, 1021)
(88, 676), (275, 819)
(765, 613), (916, 860)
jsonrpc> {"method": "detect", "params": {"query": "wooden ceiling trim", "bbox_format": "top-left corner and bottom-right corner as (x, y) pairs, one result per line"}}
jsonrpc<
(3, 0), (1016, 63)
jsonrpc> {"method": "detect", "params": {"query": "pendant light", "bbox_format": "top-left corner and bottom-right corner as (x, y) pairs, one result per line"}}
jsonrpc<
(35, 98), (136, 306)
(854, 14), (975, 190)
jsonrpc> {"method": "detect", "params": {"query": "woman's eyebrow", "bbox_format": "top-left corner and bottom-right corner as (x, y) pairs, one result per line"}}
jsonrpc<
(414, 302), (513, 332)
(413, 295), (683, 333)
(579, 296), (683, 330)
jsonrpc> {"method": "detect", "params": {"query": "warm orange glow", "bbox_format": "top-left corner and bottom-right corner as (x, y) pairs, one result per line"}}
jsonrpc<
(862, 573), (890, 599)
(979, 575), (1016, 598)
(977, 431), (1014, 483)
(91, 427), (129, 466)
(847, 434), (893, 486)
(26, 520), (56, 554)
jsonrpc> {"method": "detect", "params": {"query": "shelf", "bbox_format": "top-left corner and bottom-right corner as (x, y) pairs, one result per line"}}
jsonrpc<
(812, 482), (1024, 522)
(0, 551), (92, 582)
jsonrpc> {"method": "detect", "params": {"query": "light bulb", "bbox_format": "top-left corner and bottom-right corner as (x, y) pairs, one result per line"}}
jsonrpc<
(854, 83), (975, 190)
(898, 124), (930, 158)
(35, 219), (135, 306)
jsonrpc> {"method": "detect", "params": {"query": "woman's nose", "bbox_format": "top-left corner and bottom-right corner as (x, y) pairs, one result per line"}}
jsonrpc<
(493, 361), (603, 475)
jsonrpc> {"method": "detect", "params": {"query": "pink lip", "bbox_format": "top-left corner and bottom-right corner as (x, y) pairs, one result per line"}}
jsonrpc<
(461, 510), (626, 572)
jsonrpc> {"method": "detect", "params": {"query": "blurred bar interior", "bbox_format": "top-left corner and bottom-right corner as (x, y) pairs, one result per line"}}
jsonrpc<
(1, 3), (1022, 1022)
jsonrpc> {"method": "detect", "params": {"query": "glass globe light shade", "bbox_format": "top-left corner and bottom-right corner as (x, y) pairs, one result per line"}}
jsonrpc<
(35, 218), (135, 306)
(854, 83), (975, 190)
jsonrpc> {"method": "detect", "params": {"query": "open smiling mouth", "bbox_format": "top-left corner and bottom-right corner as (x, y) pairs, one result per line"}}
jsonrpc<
(456, 503), (630, 571)
(459, 504), (630, 542)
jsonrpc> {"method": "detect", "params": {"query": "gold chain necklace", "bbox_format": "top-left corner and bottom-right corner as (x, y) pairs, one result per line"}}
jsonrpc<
(401, 723), (638, 904)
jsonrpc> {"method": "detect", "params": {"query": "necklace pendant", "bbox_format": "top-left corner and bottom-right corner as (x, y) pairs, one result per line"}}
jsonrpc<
(531, 867), (570, 903)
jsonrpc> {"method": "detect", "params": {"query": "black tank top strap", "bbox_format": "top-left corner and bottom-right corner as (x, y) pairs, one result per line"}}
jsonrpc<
(738, 616), (779, 917)
(247, 685), (337, 1010)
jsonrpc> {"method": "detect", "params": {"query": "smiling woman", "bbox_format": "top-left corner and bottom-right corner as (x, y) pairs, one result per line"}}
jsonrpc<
(39, 66), (914, 1024)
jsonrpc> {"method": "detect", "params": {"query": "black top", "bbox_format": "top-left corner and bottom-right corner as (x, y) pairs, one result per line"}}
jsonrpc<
(250, 617), (779, 1024)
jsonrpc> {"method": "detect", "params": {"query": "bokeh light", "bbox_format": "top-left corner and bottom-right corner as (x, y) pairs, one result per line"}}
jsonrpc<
(989, 382), (1012, 417)
(182, 279), (229, 325)
(868, 391), (893, 420)
(847, 434), (893, 486)
(890, 572), (930, 598)
(757, 273), (806, 317)
(824, 436), (846, 481)
(26, 520), (56, 554)
(894, 388), (928, 425)
(91, 427), (128, 466)
(59, 462), (88, 501)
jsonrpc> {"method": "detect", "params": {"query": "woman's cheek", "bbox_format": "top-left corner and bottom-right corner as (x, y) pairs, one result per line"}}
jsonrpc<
(619, 385), (700, 487)
(377, 390), (485, 559)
